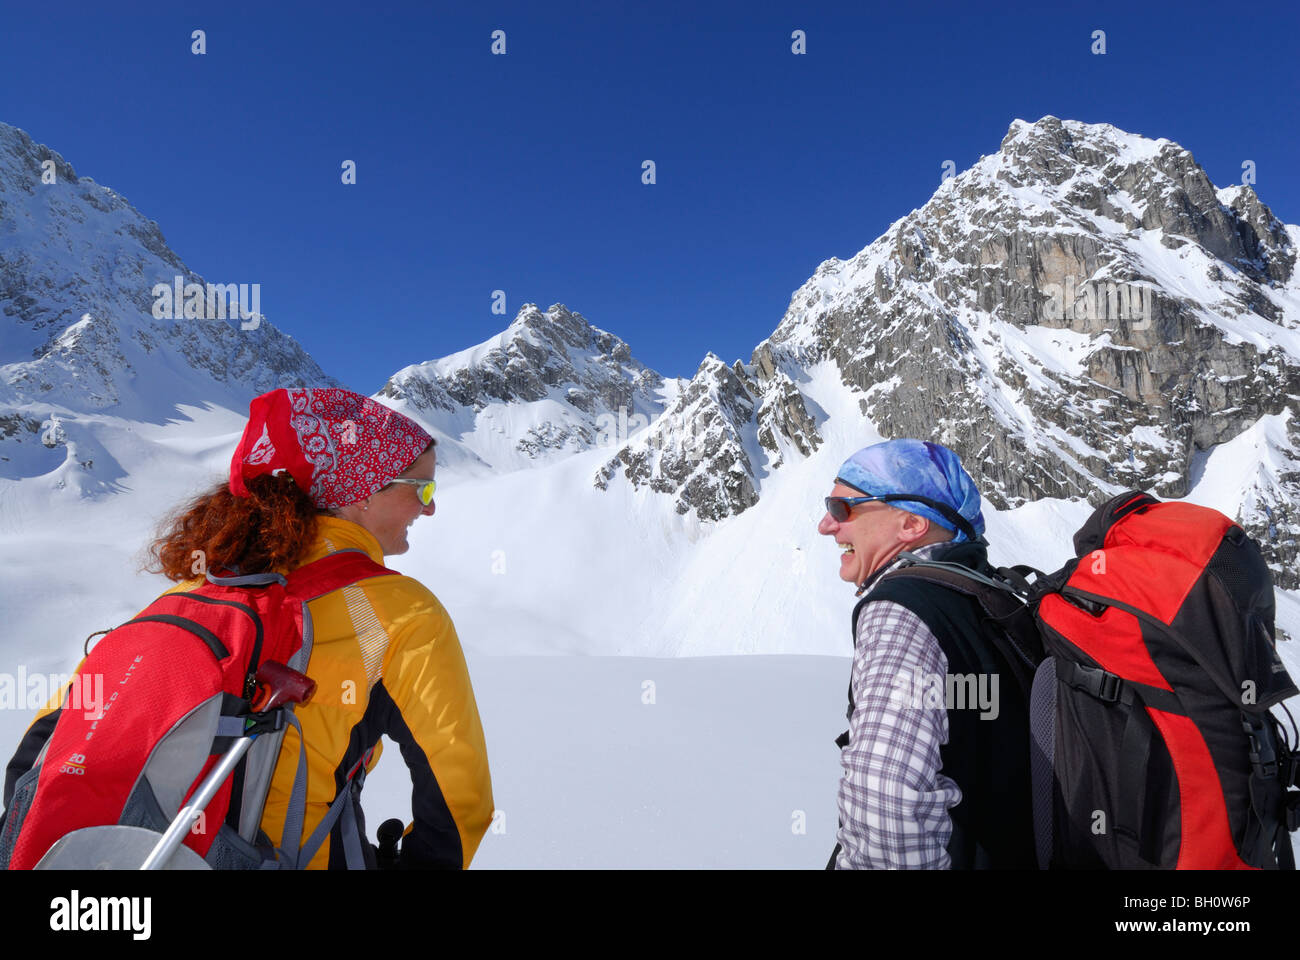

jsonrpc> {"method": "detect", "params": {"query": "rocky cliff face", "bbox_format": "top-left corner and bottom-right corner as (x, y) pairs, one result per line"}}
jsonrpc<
(595, 354), (748, 518)
(592, 348), (824, 518)
(780, 119), (1296, 498)
(589, 117), (1300, 587)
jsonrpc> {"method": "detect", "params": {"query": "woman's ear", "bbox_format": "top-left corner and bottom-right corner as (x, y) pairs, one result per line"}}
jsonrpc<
(331, 501), (366, 523)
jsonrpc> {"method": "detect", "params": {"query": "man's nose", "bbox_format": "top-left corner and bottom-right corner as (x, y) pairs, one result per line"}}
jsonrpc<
(421, 499), (436, 517)
(817, 512), (837, 536)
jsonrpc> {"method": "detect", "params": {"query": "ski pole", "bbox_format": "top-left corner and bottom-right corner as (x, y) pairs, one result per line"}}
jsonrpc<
(140, 661), (316, 870)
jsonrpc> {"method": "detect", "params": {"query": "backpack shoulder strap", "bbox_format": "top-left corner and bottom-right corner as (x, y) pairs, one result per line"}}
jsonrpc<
(286, 550), (395, 602)
(233, 550), (396, 863)
(875, 558), (1046, 698)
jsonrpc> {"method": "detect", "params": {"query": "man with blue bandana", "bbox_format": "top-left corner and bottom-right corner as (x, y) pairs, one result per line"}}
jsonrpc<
(818, 439), (1035, 869)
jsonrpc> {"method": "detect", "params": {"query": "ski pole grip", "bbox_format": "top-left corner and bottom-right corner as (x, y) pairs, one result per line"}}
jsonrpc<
(376, 819), (404, 871)
(251, 661), (317, 712)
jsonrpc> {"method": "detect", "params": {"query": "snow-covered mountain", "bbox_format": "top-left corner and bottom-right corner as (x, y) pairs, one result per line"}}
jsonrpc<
(0, 120), (333, 493)
(376, 302), (673, 473)
(591, 117), (1300, 590)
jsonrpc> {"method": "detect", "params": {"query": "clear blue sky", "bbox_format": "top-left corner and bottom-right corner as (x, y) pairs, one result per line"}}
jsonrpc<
(2, 0), (1297, 392)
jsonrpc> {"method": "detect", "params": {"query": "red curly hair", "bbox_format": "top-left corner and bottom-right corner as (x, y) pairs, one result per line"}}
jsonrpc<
(148, 473), (323, 581)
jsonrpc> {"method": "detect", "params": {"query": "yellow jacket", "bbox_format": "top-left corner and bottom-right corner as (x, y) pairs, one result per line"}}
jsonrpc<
(256, 517), (493, 868)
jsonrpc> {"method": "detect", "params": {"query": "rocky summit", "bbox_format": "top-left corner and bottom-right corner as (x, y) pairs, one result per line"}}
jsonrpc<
(377, 302), (671, 472)
(587, 117), (1300, 587)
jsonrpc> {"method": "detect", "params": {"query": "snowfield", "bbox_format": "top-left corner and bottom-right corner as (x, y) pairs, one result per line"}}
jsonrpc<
(367, 653), (850, 869)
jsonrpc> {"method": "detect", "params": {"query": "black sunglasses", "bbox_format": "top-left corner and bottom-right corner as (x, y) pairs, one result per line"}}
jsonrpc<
(825, 495), (887, 522)
(825, 485), (980, 543)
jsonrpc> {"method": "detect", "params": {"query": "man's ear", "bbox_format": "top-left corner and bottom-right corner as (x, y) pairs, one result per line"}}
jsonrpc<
(898, 512), (932, 545)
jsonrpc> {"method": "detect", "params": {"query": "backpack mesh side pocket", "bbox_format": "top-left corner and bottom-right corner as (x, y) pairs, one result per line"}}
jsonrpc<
(204, 824), (277, 869)
(0, 765), (42, 868)
(1029, 659), (1056, 869)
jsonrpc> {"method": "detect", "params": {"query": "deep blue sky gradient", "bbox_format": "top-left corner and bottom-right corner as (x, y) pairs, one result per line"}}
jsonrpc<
(2, 0), (1297, 392)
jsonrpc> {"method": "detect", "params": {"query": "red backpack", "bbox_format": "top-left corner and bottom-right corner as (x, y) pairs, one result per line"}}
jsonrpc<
(1030, 491), (1299, 868)
(884, 490), (1300, 869)
(0, 550), (393, 870)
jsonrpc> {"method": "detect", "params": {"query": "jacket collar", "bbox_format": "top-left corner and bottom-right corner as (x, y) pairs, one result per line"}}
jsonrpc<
(854, 541), (950, 598)
(301, 516), (386, 566)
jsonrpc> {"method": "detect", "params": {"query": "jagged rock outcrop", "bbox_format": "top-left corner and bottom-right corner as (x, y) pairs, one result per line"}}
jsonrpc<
(595, 354), (760, 519)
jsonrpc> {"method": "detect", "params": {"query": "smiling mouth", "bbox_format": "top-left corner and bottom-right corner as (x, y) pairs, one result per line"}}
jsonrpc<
(839, 543), (855, 555)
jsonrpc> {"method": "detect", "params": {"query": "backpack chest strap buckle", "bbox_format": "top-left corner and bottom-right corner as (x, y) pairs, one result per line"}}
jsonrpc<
(1241, 715), (1280, 779)
(1060, 661), (1123, 702)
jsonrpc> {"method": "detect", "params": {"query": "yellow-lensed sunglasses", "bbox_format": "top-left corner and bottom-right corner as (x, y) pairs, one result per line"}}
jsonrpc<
(386, 478), (436, 505)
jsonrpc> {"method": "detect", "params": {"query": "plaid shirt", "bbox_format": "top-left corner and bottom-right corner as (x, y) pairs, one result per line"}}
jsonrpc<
(835, 543), (962, 869)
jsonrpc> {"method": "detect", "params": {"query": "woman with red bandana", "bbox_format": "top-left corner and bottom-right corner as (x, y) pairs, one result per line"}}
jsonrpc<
(147, 387), (493, 869)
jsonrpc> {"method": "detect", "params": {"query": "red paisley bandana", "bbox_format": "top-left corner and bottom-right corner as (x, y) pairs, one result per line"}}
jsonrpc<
(229, 388), (432, 508)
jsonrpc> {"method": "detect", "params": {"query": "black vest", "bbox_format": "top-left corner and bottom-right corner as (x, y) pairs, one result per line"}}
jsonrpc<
(840, 541), (1036, 869)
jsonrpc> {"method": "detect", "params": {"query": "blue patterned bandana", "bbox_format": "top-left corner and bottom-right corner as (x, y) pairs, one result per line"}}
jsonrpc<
(835, 439), (985, 543)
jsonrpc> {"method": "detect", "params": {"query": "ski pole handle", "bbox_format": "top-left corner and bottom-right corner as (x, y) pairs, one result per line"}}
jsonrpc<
(251, 661), (316, 711)
(376, 818), (405, 870)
